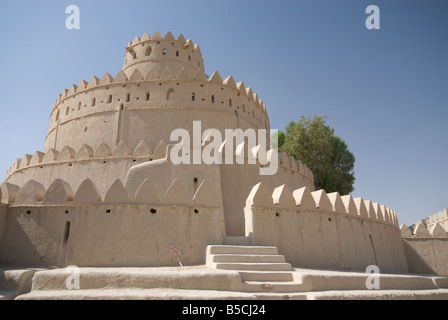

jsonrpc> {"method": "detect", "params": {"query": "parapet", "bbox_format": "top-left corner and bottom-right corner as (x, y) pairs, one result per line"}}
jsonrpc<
(245, 182), (399, 227)
(5, 140), (161, 181)
(1, 176), (220, 209)
(400, 222), (448, 238)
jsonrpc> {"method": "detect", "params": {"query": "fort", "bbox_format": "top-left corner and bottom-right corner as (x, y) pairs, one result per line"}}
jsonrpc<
(0, 31), (447, 300)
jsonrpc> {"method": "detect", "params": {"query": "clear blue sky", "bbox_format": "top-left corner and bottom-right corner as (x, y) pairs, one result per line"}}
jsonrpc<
(0, 0), (446, 227)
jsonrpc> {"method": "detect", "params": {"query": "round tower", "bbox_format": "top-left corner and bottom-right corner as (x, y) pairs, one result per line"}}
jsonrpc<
(122, 31), (205, 80)
(43, 31), (270, 155)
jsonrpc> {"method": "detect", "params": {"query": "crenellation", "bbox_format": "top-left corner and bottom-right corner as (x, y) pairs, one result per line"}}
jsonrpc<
(58, 146), (76, 161)
(103, 179), (130, 204)
(133, 140), (152, 157)
(100, 73), (114, 85)
(0, 182), (20, 204)
(42, 178), (74, 204)
(192, 179), (220, 207)
(134, 178), (160, 204)
(311, 189), (333, 211)
(113, 141), (133, 157)
(327, 192), (345, 213)
(94, 142), (113, 158)
(42, 149), (59, 163)
(19, 154), (32, 169)
(164, 178), (189, 205)
(272, 184), (295, 209)
(15, 179), (45, 205)
(75, 144), (94, 160)
(364, 200), (375, 219)
(341, 195), (357, 215)
(292, 186), (316, 210)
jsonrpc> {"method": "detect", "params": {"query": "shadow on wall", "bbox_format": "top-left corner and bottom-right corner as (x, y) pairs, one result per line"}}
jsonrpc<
(402, 238), (448, 276)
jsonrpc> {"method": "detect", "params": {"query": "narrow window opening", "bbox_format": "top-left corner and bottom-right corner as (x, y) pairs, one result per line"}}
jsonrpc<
(369, 234), (378, 265)
(63, 221), (71, 245)
(120, 104), (124, 110)
(163, 48), (167, 55)
(55, 110), (60, 121)
(145, 46), (152, 56)
(146, 93), (150, 101)
(66, 107), (69, 115)
(78, 102), (82, 110)
(229, 99), (232, 107)
(188, 55), (191, 61)
(166, 88), (175, 101)
(176, 51), (179, 57)
(192, 93), (195, 101)
(211, 95), (215, 103)
(126, 93), (130, 102)
(193, 177), (199, 194)
(107, 95), (112, 103)
(91, 98), (96, 107)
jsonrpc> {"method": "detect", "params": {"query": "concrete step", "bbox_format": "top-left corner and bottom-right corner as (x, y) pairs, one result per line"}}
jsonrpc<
(306, 289), (448, 300)
(206, 245), (278, 255)
(210, 254), (287, 264)
(252, 292), (308, 300)
(238, 271), (295, 282)
(242, 281), (304, 293)
(212, 262), (292, 272)
(26, 267), (245, 292)
(295, 268), (448, 292)
(17, 288), (258, 300)
(0, 267), (44, 300)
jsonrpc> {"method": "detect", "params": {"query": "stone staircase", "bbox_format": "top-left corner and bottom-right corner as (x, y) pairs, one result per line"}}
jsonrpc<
(205, 244), (306, 299)
(3, 242), (448, 300)
(205, 243), (448, 300)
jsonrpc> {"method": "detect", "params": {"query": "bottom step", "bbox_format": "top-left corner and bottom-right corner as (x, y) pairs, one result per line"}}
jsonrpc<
(238, 271), (295, 282)
(242, 281), (303, 293)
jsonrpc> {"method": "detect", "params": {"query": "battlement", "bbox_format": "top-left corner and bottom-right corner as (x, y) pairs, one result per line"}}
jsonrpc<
(122, 31), (205, 79)
(400, 222), (448, 238)
(244, 182), (407, 273)
(422, 209), (448, 228)
(5, 139), (315, 189)
(1, 176), (221, 208)
(50, 67), (267, 120)
(244, 182), (398, 227)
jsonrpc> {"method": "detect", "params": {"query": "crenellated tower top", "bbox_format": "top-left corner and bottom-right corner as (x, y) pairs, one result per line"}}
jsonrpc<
(122, 31), (206, 80)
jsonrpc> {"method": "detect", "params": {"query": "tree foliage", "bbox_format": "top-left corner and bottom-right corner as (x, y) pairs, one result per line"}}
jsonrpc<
(279, 115), (355, 195)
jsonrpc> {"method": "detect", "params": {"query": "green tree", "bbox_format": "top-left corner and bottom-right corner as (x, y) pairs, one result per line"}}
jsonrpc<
(279, 115), (355, 195)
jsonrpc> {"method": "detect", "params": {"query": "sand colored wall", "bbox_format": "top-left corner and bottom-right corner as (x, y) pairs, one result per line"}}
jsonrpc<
(0, 177), (224, 267)
(401, 223), (448, 275)
(244, 182), (408, 273)
(0, 204), (7, 245)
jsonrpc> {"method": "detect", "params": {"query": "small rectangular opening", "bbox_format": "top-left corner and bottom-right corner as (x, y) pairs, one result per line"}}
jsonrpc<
(107, 95), (112, 103)
(369, 234), (378, 265)
(91, 98), (96, 107)
(126, 93), (130, 102)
